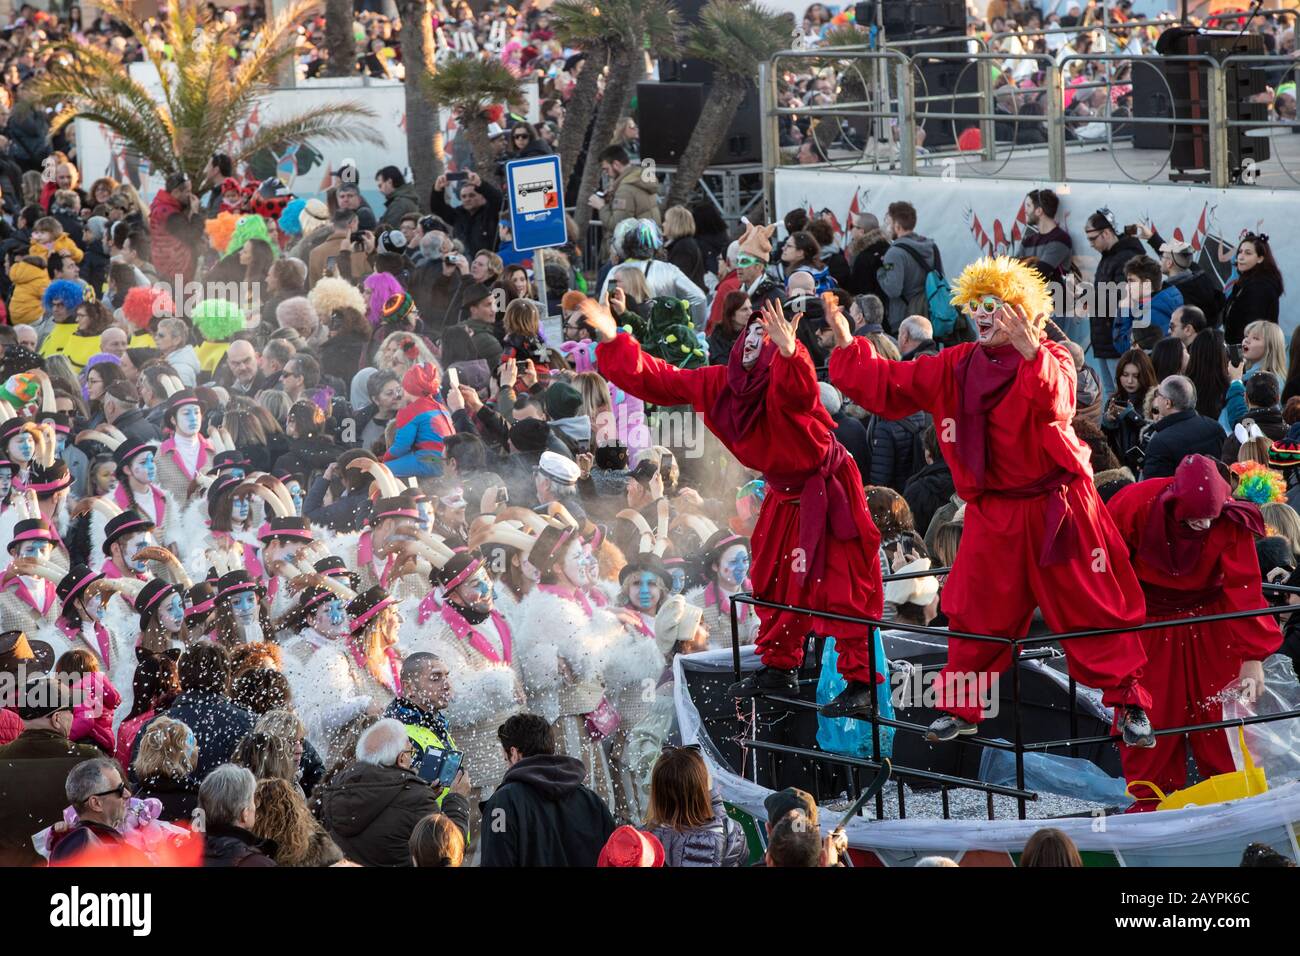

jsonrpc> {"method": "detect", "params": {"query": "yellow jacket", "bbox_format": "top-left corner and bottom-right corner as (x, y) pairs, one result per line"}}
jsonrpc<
(30, 234), (84, 264)
(39, 323), (101, 370)
(129, 332), (158, 350)
(195, 340), (230, 373)
(9, 260), (49, 325)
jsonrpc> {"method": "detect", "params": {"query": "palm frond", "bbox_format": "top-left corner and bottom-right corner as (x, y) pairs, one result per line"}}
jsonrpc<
(234, 103), (386, 166)
(422, 56), (526, 115)
(685, 0), (794, 81)
(549, 0), (624, 46)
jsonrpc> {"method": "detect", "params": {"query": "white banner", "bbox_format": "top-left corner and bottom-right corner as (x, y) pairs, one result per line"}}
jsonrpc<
(775, 168), (1298, 335)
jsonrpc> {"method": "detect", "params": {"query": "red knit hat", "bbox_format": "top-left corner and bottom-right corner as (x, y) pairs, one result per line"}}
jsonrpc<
(597, 826), (664, 867)
(401, 362), (441, 401)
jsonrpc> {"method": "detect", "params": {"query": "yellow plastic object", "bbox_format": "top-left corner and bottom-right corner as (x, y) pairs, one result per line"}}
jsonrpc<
(1126, 727), (1268, 810)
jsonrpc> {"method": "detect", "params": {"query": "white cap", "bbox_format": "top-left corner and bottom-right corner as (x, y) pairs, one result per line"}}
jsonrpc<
(488, 122), (508, 139)
(538, 450), (581, 485)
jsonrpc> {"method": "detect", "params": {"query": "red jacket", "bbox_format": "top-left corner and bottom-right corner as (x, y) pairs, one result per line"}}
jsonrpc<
(149, 188), (195, 284)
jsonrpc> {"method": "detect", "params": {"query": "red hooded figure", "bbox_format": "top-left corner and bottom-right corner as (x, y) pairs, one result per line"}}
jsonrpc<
(828, 257), (1155, 745)
(1107, 455), (1281, 806)
(587, 296), (884, 714)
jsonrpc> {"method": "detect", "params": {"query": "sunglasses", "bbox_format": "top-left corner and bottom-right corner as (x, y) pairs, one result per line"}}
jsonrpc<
(92, 781), (128, 798)
(966, 296), (1003, 315)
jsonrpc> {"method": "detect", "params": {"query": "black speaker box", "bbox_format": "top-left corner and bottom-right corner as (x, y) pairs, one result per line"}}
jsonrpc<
(912, 55), (982, 149)
(636, 81), (763, 166)
(857, 0), (966, 39)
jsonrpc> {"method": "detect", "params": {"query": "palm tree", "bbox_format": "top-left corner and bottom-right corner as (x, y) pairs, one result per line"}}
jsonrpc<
(662, 1), (792, 210)
(322, 0), (357, 78)
(550, 0), (618, 186)
(397, 0), (443, 204)
(422, 56), (526, 186)
(30, 0), (382, 189)
(573, 0), (682, 234)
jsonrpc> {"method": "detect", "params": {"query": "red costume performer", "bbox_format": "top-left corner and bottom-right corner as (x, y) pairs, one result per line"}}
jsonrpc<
(827, 256), (1155, 743)
(581, 288), (884, 714)
(1107, 456), (1280, 806)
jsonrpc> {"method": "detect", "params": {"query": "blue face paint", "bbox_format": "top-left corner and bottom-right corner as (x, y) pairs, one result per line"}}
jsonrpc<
(132, 451), (157, 485)
(0, 469), (11, 498)
(126, 534), (153, 571)
(55, 434), (67, 456)
(161, 592), (185, 631)
(721, 546), (751, 588)
(230, 590), (258, 622)
(635, 571), (660, 610)
(9, 433), (34, 462)
(670, 568), (686, 594)
(18, 540), (50, 559)
(229, 466), (246, 480)
(287, 482), (304, 515)
(231, 496), (250, 522)
(326, 598), (346, 627)
(177, 404), (202, 434)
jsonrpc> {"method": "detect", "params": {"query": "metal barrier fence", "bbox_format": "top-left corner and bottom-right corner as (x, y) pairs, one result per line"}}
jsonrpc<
(727, 567), (1300, 823)
(760, 42), (1300, 196)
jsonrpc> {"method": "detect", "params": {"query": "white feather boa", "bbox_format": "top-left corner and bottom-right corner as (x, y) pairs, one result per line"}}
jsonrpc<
(513, 589), (617, 694)
(602, 626), (666, 695)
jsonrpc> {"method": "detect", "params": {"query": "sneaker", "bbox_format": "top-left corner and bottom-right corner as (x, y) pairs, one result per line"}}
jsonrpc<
(726, 666), (799, 700)
(1118, 705), (1156, 748)
(820, 680), (876, 719)
(925, 714), (979, 742)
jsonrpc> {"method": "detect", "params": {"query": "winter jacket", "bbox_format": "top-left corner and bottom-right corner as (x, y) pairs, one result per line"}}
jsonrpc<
(1219, 365), (1284, 434)
(596, 258), (707, 325)
(165, 345), (202, 388)
(8, 257), (48, 325)
(1113, 281), (1179, 353)
(319, 759), (440, 867)
(1162, 266), (1225, 327)
(274, 434), (343, 487)
(649, 787), (748, 867)
(902, 457), (956, 538)
(132, 691), (256, 781)
(383, 397), (455, 478)
(149, 188), (197, 284)
(1088, 235), (1145, 359)
(1220, 406), (1287, 462)
(867, 411), (929, 492)
(201, 823), (278, 867)
(1140, 408), (1227, 480)
(0, 729), (102, 865)
(430, 178), (503, 257)
(1016, 225), (1074, 278)
(1223, 271), (1283, 344)
(133, 774), (201, 823)
(479, 753), (616, 867)
(48, 819), (148, 866)
(599, 163), (662, 237)
(877, 234), (940, 331)
(665, 236), (706, 292)
(847, 237), (890, 305)
(379, 182), (422, 229)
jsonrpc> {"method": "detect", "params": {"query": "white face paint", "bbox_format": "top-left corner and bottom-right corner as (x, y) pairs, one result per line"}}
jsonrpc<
(560, 539), (588, 588)
(0, 468), (12, 498)
(17, 540), (51, 560)
(231, 495), (251, 523)
(160, 592), (185, 633)
(741, 322), (766, 369)
(312, 597), (349, 637)
(229, 590), (259, 624)
(1185, 517), (1213, 532)
(130, 451), (157, 486)
(125, 532), (155, 571)
(287, 481), (304, 516)
(8, 432), (34, 464)
(176, 403), (202, 436)
(718, 544), (751, 589)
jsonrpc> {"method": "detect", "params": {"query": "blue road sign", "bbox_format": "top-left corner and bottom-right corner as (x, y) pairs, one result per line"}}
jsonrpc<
(505, 155), (567, 252)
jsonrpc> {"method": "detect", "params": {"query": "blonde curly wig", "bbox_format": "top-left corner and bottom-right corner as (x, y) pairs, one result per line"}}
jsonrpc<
(308, 276), (367, 319)
(949, 255), (1052, 330)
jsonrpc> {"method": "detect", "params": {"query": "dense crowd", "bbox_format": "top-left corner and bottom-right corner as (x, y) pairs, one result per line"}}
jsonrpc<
(0, 0), (1296, 870)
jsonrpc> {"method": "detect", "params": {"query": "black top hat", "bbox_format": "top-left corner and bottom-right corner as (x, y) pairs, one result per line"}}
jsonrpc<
(434, 550), (485, 591)
(314, 556), (360, 591)
(7, 517), (55, 554)
(206, 473), (244, 522)
(102, 509), (155, 555)
(113, 438), (158, 473)
(0, 629), (54, 675)
(35, 410), (72, 435)
(164, 388), (204, 427)
(258, 515), (314, 544)
(618, 552), (670, 587)
(186, 581), (217, 621)
(216, 569), (264, 602)
(137, 578), (182, 627)
(371, 495), (421, 523)
(26, 460), (71, 497)
(56, 563), (104, 617)
(0, 415), (34, 445)
(212, 449), (252, 473)
(347, 584), (394, 635)
(700, 528), (748, 566)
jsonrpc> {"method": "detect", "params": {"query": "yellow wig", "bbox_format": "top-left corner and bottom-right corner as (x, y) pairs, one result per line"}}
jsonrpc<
(949, 255), (1052, 330)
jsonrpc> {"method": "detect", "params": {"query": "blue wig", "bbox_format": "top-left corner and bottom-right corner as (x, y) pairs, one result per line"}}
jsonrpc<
(42, 279), (85, 312)
(279, 197), (307, 237)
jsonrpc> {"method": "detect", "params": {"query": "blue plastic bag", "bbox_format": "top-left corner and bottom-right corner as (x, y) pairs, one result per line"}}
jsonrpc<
(816, 629), (895, 759)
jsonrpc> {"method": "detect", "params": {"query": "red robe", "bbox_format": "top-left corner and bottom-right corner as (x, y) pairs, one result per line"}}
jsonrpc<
(829, 336), (1151, 721)
(1107, 479), (1281, 805)
(596, 333), (883, 682)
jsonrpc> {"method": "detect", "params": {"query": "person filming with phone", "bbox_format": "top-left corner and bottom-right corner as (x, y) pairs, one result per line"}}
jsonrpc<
(430, 169), (503, 258)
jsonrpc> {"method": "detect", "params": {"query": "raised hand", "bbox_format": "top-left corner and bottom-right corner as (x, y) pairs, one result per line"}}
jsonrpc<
(822, 291), (853, 349)
(759, 299), (801, 358)
(576, 296), (619, 343)
(992, 302), (1041, 360)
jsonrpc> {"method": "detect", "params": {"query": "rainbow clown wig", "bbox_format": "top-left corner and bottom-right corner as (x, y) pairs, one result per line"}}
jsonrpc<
(949, 255), (1053, 331)
(1231, 461), (1286, 505)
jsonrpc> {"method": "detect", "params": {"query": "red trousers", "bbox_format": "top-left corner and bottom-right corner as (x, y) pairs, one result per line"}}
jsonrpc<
(750, 482), (883, 684)
(937, 479), (1151, 723)
(1120, 607), (1240, 811)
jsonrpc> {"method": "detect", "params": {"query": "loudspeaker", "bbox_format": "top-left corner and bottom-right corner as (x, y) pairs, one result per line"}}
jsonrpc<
(912, 54), (982, 149)
(636, 82), (763, 166)
(1147, 28), (1270, 181)
(1130, 59), (1173, 150)
(856, 0), (966, 39)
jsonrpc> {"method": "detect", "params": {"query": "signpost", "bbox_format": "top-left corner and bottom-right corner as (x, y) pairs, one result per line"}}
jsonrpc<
(505, 155), (567, 324)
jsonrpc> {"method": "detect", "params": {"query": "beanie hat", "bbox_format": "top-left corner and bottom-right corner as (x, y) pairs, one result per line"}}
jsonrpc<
(122, 285), (174, 329)
(381, 292), (415, 324)
(191, 299), (246, 342)
(278, 197), (307, 236)
(653, 594), (704, 656)
(597, 826), (665, 867)
(818, 381), (842, 416)
(401, 362), (442, 401)
(364, 272), (405, 327)
(509, 418), (551, 452)
(221, 214), (278, 261)
(42, 279), (84, 312)
(544, 382), (583, 420)
(0, 372), (40, 409)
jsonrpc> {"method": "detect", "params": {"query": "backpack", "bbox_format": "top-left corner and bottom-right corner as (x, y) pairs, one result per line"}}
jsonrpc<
(896, 242), (962, 340)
